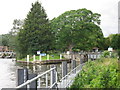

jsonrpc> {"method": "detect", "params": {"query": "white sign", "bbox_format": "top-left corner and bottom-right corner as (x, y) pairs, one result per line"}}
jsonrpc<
(67, 51), (70, 55)
(37, 51), (41, 55)
(108, 47), (113, 52)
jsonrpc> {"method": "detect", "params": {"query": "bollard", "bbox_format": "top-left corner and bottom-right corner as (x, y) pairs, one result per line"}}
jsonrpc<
(47, 54), (49, 60)
(62, 61), (67, 77)
(50, 65), (57, 88)
(60, 54), (62, 59)
(28, 74), (37, 90)
(71, 60), (76, 74)
(17, 68), (28, 90)
(27, 55), (29, 62)
(33, 55), (36, 62)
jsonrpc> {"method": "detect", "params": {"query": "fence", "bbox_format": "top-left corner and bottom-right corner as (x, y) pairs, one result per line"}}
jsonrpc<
(16, 66), (57, 89)
(16, 52), (101, 89)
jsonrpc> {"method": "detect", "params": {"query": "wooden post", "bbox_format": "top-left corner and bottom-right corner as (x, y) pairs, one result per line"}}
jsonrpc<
(47, 54), (49, 60)
(71, 60), (76, 74)
(17, 68), (28, 90)
(62, 61), (67, 77)
(27, 55), (29, 62)
(28, 74), (37, 90)
(60, 54), (62, 59)
(33, 55), (36, 62)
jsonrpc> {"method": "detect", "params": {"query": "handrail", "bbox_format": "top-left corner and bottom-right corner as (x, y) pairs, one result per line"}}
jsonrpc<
(16, 67), (56, 89)
(58, 63), (84, 88)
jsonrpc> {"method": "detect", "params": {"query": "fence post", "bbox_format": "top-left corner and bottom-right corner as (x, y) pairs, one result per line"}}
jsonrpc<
(33, 55), (36, 62)
(47, 54), (49, 60)
(62, 61), (67, 77)
(60, 54), (62, 59)
(50, 65), (57, 88)
(27, 55), (29, 62)
(71, 60), (76, 74)
(17, 68), (28, 90)
(28, 74), (37, 90)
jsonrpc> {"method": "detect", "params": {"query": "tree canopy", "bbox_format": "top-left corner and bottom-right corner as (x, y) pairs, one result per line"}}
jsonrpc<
(17, 1), (53, 58)
(51, 8), (104, 52)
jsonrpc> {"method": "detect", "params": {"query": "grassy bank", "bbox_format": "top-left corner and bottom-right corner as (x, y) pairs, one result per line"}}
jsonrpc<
(70, 58), (119, 88)
(19, 53), (65, 61)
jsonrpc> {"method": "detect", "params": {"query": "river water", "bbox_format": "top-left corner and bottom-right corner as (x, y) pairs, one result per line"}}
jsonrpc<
(0, 59), (17, 89)
(0, 59), (79, 89)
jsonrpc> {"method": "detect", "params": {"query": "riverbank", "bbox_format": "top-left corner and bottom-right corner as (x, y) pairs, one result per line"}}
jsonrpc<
(16, 59), (71, 65)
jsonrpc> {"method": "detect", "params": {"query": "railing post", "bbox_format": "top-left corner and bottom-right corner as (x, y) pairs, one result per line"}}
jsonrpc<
(62, 61), (67, 77)
(28, 74), (37, 90)
(17, 68), (28, 90)
(50, 65), (56, 88)
(71, 60), (76, 74)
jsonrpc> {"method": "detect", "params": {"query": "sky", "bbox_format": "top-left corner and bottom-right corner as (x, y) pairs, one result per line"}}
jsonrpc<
(0, 0), (119, 37)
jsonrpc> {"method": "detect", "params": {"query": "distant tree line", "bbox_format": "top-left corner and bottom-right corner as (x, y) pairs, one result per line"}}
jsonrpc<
(0, 1), (119, 58)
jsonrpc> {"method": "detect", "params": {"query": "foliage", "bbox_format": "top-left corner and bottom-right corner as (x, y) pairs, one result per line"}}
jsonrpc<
(17, 1), (54, 58)
(101, 51), (110, 58)
(70, 58), (119, 88)
(110, 34), (120, 50)
(51, 8), (104, 52)
(0, 34), (10, 46)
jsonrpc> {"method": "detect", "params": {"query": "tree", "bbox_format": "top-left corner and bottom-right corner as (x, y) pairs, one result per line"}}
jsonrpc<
(0, 34), (10, 46)
(51, 8), (104, 52)
(17, 1), (53, 58)
(7, 19), (24, 51)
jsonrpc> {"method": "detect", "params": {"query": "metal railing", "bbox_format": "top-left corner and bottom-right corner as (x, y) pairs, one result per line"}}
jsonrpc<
(16, 62), (84, 89)
(16, 67), (57, 89)
(57, 63), (84, 88)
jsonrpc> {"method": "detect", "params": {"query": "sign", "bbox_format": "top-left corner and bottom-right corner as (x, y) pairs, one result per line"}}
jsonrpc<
(108, 47), (113, 52)
(40, 53), (46, 56)
(37, 51), (41, 55)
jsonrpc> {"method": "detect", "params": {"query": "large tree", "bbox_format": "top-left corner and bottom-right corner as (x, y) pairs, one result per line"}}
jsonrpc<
(17, 1), (53, 58)
(51, 8), (104, 52)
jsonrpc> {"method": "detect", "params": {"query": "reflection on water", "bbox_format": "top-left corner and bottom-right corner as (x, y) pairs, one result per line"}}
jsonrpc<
(0, 59), (80, 89)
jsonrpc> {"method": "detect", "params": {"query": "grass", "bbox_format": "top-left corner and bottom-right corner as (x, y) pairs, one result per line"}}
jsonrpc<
(19, 53), (65, 61)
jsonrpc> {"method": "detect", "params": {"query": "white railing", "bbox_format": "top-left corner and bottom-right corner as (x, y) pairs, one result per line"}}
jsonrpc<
(57, 63), (84, 88)
(16, 67), (57, 89)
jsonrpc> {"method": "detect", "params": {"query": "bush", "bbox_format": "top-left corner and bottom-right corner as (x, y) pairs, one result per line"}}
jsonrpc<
(70, 58), (119, 88)
(101, 51), (110, 58)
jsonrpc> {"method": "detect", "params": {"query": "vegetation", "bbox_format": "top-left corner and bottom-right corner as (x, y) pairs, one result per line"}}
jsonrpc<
(20, 53), (64, 61)
(70, 57), (119, 88)
(17, 1), (54, 58)
(51, 8), (104, 52)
